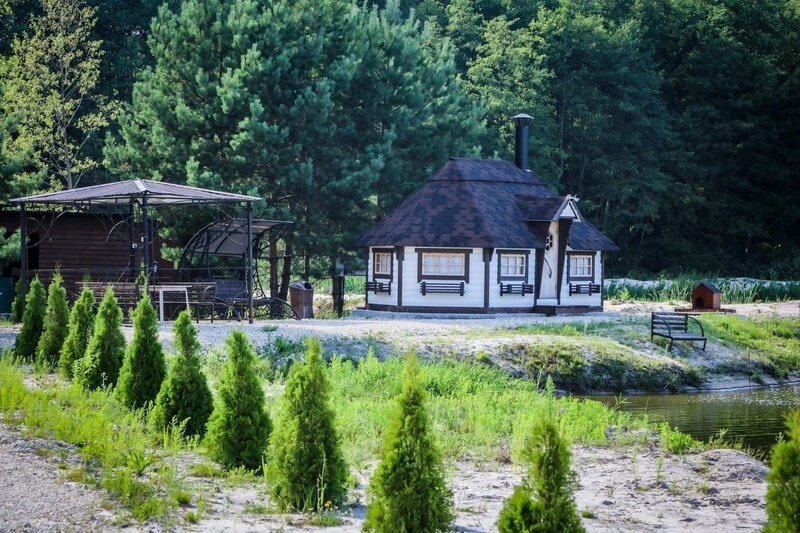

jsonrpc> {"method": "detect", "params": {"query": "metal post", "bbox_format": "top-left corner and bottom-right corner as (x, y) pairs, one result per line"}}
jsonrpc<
(141, 194), (150, 281)
(246, 202), (254, 324)
(19, 203), (28, 313)
(129, 202), (137, 281)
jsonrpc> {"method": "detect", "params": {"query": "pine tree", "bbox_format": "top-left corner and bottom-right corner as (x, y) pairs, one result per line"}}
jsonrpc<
(59, 285), (95, 378)
(764, 409), (800, 533)
(205, 331), (271, 471)
(497, 418), (584, 533)
(35, 273), (70, 369)
(267, 338), (348, 511)
(14, 277), (46, 362)
(116, 294), (165, 408)
(151, 310), (213, 438)
(74, 287), (124, 390)
(364, 353), (453, 532)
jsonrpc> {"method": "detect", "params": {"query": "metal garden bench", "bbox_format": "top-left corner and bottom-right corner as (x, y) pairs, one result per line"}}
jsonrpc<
(651, 311), (707, 351)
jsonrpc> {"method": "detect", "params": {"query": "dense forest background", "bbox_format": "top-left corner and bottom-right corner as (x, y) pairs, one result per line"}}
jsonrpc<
(1, 0), (799, 280)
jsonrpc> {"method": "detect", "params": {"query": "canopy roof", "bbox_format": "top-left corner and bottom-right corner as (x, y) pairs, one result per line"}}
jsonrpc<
(11, 179), (260, 206)
(183, 218), (292, 258)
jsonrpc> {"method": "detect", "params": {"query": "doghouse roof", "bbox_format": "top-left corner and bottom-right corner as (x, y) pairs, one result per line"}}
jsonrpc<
(360, 158), (618, 251)
(693, 281), (722, 293)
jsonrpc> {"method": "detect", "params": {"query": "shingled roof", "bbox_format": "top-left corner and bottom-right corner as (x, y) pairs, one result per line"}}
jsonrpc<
(360, 158), (618, 251)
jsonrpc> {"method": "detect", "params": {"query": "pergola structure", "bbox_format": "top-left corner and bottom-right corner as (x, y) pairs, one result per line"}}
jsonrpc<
(11, 179), (263, 323)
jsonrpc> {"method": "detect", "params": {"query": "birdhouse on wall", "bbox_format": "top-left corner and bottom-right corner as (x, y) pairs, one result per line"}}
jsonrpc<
(691, 282), (721, 310)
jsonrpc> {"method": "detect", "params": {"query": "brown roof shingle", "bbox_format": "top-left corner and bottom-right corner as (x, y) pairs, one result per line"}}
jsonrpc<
(360, 158), (618, 251)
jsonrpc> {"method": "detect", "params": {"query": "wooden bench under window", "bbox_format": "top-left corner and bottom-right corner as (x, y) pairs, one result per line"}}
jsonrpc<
(420, 281), (465, 296)
(651, 312), (707, 351)
(365, 281), (391, 295)
(500, 283), (534, 296)
(569, 283), (601, 296)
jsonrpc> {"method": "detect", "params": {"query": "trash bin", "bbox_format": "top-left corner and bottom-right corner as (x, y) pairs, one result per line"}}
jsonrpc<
(289, 280), (314, 319)
(0, 276), (15, 315)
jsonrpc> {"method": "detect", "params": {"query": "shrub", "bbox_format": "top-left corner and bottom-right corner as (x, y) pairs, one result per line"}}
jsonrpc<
(205, 330), (271, 470)
(11, 278), (23, 323)
(267, 338), (348, 511)
(364, 353), (453, 532)
(116, 295), (166, 408)
(14, 277), (46, 362)
(75, 287), (125, 390)
(151, 310), (213, 438)
(59, 285), (96, 378)
(498, 418), (584, 533)
(764, 409), (800, 533)
(35, 274), (71, 369)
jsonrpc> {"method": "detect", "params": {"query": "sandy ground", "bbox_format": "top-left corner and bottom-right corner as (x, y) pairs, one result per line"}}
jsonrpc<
(0, 422), (768, 532)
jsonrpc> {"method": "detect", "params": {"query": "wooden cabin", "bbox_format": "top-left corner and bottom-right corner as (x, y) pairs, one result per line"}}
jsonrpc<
(359, 115), (618, 315)
(0, 210), (167, 294)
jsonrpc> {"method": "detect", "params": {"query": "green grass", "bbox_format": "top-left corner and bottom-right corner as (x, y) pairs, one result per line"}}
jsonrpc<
(700, 315), (800, 378)
(0, 357), (179, 522)
(316, 353), (652, 466)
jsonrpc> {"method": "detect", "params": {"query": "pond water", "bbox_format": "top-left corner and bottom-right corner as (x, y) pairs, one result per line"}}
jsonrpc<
(584, 385), (800, 457)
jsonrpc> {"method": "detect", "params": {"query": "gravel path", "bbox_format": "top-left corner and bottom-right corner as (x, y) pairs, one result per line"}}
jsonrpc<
(0, 424), (117, 532)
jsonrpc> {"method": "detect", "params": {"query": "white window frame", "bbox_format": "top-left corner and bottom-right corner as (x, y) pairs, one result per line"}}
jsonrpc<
(568, 254), (594, 281)
(374, 252), (391, 275)
(500, 253), (526, 278)
(421, 253), (465, 277)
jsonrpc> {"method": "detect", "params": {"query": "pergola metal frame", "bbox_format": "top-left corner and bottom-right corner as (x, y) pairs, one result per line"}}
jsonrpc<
(177, 217), (292, 298)
(11, 179), (264, 323)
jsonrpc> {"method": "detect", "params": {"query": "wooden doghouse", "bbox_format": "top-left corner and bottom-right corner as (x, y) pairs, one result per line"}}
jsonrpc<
(675, 281), (734, 313)
(692, 282), (721, 310)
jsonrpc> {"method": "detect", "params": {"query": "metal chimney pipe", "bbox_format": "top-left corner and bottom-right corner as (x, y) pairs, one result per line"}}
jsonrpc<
(512, 113), (533, 170)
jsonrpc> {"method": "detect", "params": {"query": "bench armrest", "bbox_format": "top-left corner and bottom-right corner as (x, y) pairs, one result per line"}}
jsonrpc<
(686, 315), (705, 337)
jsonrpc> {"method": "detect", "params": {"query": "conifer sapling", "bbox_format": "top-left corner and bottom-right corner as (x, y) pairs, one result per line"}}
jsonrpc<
(205, 330), (271, 470)
(764, 409), (800, 532)
(35, 274), (70, 369)
(59, 285), (96, 378)
(364, 353), (453, 532)
(497, 418), (584, 533)
(151, 310), (214, 438)
(116, 294), (166, 408)
(11, 278), (23, 324)
(14, 277), (46, 362)
(74, 287), (125, 390)
(267, 337), (348, 511)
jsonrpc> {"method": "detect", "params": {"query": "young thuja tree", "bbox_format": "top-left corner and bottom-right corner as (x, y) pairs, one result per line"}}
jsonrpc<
(74, 287), (125, 390)
(364, 353), (453, 533)
(11, 278), (23, 323)
(35, 274), (70, 369)
(116, 294), (166, 408)
(764, 409), (800, 532)
(151, 310), (213, 438)
(205, 330), (271, 470)
(267, 338), (348, 511)
(498, 418), (584, 533)
(59, 285), (95, 378)
(14, 277), (46, 362)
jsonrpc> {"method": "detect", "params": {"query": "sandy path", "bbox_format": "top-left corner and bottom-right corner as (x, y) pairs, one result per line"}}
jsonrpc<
(0, 425), (117, 532)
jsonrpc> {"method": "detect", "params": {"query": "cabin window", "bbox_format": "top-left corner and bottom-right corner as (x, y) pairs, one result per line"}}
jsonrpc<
(568, 254), (594, 281)
(496, 249), (530, 282)
(372, 249), (393, 279)
(422, 253), (464, 276)
(415, 248), (472, 282)
(500, 254), (526, 277)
